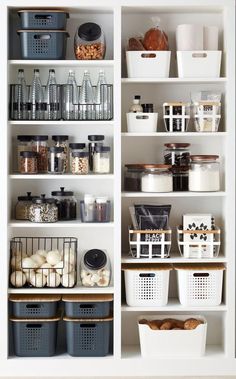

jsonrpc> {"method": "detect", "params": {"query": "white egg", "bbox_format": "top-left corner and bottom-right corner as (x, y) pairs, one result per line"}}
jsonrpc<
(61, 273), (76, 288)
(36, 263), (53, 277)
(10, 271), (26, 287)
(35, 249), (48, 258)
(21, 257), (38, 272)
(46, 250), (61, 266)
(47, 272), (61, 287)
(61, 248), (76, 264)
(11, 256), (21, 270)
(54, 261), (73, 275)
(30, 273), (47, 288)
(31, 254), (46, 268)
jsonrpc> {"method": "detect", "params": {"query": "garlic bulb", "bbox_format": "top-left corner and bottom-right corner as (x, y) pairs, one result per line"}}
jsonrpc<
(21, 257), (38, 272)
(35, 249), (48, 258)
(46, 250), (61, 266)
(36, 263), (52, 277)
(31, 253), (46, 268)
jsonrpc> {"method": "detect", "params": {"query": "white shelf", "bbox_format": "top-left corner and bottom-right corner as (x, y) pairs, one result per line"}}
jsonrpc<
(121, 299), (227, 312)
(9, 120), (114, 126)
(121, 132), (227, 137)
(10, 174), (114, 180)
(8, 286), (114, 294)
(9, 220), (114, 228)
(121, 253), (227, 264)
(122, 77), (227, 84)
(9, 60), (115, 67)
(122, 191), (226, 198)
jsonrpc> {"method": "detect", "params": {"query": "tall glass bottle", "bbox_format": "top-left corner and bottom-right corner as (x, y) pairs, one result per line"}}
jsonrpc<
(66, 70), (79, 120)
(17, 69), (27, 120)
(95, 69), (107, 120)
(79, 70), (94, 120)
(45, 69), (58, 120)
(30, 69), (43, 120)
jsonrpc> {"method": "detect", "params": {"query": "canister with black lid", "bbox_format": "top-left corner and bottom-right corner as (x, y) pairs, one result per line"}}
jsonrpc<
(80, 249), (111, 287)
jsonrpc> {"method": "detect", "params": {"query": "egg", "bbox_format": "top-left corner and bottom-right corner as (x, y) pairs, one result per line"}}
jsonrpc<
(10, 271), (26, 287)
(36, 263), (53, 277)
(31, 254), (46, 268)
(35, 249), (48, 258)
(54, 261), (73, 275)
(11, 256), (21, 270)
(47, 272), (61, 287)
(61, 273), (76, 288)
(61, 248), (76, 264)
(21, 257), (38, 272)
(30, 273), (47, 288)
(46, 250), (61, 266)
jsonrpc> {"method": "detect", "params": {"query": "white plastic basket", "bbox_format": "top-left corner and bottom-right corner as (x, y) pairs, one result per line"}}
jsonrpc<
(126, 51), (171, 78)
(175, 264), (225, 306)
(129, 228), (171, 259)
(138, 315), (207, 358)
(177, 226), (221, 259)
(122, 264), (172, 307)
(126, 112), (158, 133)
(177, 51), (222, 78)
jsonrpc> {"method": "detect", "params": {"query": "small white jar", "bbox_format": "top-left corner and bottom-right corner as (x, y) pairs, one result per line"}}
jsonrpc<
(189, 155), (220, 192)
(93, 146), (110, 174)
(141, 165), (173, 192)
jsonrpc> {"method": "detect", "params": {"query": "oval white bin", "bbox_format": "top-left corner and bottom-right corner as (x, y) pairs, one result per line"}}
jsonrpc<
(126, 112), (158, 133)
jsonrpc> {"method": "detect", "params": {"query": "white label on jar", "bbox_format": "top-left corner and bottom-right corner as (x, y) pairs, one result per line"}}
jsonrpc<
(141, 174), (173, 192)
(189, 169), (220, 191)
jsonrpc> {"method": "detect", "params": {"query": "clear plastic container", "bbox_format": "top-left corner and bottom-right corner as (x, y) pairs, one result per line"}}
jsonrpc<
(93, 146), (110, 174)
(141, 165), (173, 192)
(80, 198), (111, 223)
(20, 151), (38, 174)
(51, 187), (77, 221)
(71, 152), (89, 175)
(88, 135), (104, 171)
(80, 249), (111, 287)
(17, 135), (32, 172)
(189, 155), (220, 192)
(52, 135), (69, 172)
(48, 147), (65, 174)
(69, 143), (86, 172)
(32, 135), (48, 173)
(15, 192), (36, 220)
(124, 164), (145, 192)
(74, 22), (106, 60)
(29, 195), (58, 223)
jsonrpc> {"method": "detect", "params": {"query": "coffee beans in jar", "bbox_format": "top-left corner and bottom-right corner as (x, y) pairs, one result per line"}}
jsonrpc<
(71, 152), (89, 175)
(20, 151), (38, 174)
(52, 135), (69, 172)
(74, 22), (106, 60)
(32, 135), (48, 173)
(29, 195), (58, 223)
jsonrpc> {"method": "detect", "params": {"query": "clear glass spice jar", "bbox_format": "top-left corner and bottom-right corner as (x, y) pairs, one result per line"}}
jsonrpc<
(71, 151), (89, 175)
(17, 135), (32, 172)
(52, 135), (69, 172)
(51, 187), (77, 221)
(20, 151), (38, 174)
(48, 147), (65, 174)
(80, 249), (111, 287)
(88, 135), (104, 171)
(29, 194), (58, 223)
(15, 192), (37, 220)
(93, 146), (110, 174)
(141, 164), (173, 192)
(69, 143), (86, 172)
(32, 135), (48, 173)
(74, 22), (106, 60)
(189, 155), (220, 192)
(124, 164), (145, 192)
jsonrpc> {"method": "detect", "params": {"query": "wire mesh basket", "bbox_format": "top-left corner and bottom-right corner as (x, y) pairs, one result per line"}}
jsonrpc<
(177, 226), (221, 259)
(129, 228), (171, 259)
(9, 236), (77, 288)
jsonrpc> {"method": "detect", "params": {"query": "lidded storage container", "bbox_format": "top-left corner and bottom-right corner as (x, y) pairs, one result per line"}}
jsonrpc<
(88, 135), (104, 171)
(48, 147), (65, 174)
(15, 192), (36, 220)
(18, 10), (69, 30)
(80, 249), (111, 287)
(20, 151), (38, 174)
(29, 194), (58, 223)
(32, 135), (48, 173)
(69, 143), (86, 171)
(163, 102), (190, 132)
(52, 135), (68, 172)
(124, 164), (145, 192)
(62, 294), (113, 318)
(17, 135), (32, 172)
(74, 22), (106, 60)
(164, 143), (190, 191)
(10, 294), (61, 318)
(93, 146), (110, 174)
(189, 155), (220, 192)
(71, 152), (89, 175)
(141, 164), (173, 192)
(51, 187), (77, 221)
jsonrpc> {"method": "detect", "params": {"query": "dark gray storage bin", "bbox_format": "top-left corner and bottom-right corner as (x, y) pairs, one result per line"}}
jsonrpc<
(62, 294), (113, 318)
(64, 316), (113, 357)
(17, 30), (69, 60)
(10, 316), (60, 357)
(10, 295), (61, 318)
(18, 10), (69, 30)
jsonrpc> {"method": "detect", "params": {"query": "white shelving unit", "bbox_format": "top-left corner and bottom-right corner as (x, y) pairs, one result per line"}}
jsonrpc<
(0, 0), (235, 376)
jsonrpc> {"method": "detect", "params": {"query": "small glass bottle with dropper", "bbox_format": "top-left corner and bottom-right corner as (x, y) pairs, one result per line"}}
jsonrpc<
(129, 95), (143, 113)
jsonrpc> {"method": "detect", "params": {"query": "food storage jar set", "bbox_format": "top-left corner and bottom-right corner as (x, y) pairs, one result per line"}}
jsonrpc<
(10, 237), (112, 289)
(16, 134), (111, 175)
(9, 294), (113, 357)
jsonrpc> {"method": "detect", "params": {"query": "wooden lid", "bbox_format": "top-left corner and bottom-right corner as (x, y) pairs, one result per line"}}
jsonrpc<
(18, 9), (68, 14)
(174, 263), (225, 271)
(163, 102), (190, 106)
(10, 314), (61, 322)
(164, 143), (190, 149)
(62, 294), (113, 302)
(122, 263), (173, 271)
(63, 315), (113, 322)
(17, 30), (69, 34)
(196, 101), (221, 106)
(125, 164), (171, 170)
(130, 229), (171, 234)
(9, 294), (61, 302)
(190, 155), (219, 161)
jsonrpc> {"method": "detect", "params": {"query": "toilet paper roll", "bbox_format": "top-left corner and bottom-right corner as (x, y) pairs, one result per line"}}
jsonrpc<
(204, 26), (219, 50)
(176, 24), (204, 51)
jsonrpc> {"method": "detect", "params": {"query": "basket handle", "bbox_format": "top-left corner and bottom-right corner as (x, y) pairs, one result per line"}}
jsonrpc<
(33, 34), (51, 40)
(193, 273), (209, 277)
(34, 14), (53, 20)
(135, 115), (149, 120)
(141, 53), (156, 59)
(192, 53), (207, 58)
(26, 324), (42, 328)
(139, 273), (156, 278)
(80, 324), (96, 328)
(26, 304), (41, 309)
(79, 304), (95, 309)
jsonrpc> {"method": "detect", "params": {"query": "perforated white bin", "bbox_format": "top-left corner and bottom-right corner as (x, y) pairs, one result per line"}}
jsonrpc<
(122, 264), (172, 307)
(126, 51), (171, 78)
(138, 315), (207, 358)
(126, 112), (158, 133)
(177, 51), (222, 78)
(175, 264), (225, 306)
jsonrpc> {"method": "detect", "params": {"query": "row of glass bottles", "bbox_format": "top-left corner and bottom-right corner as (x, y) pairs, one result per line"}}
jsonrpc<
(12, 69), (112, 121)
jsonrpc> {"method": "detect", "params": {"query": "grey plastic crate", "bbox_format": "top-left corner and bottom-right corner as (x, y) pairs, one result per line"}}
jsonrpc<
(10, 295), (61, 318)
(62, 294), (113, 318)
(64, 316), (113, 357)
(11, 316), (60, 357)
(18, 10), (69, 30)
(17, 30), (69, 60)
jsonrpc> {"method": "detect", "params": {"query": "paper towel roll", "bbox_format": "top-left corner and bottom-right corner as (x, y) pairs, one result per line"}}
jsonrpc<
(176, 24), (204, 51)
(204, 26), (219, 50)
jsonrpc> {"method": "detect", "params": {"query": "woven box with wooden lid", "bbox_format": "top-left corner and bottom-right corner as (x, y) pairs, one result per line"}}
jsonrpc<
(9, 294), (61, 318)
